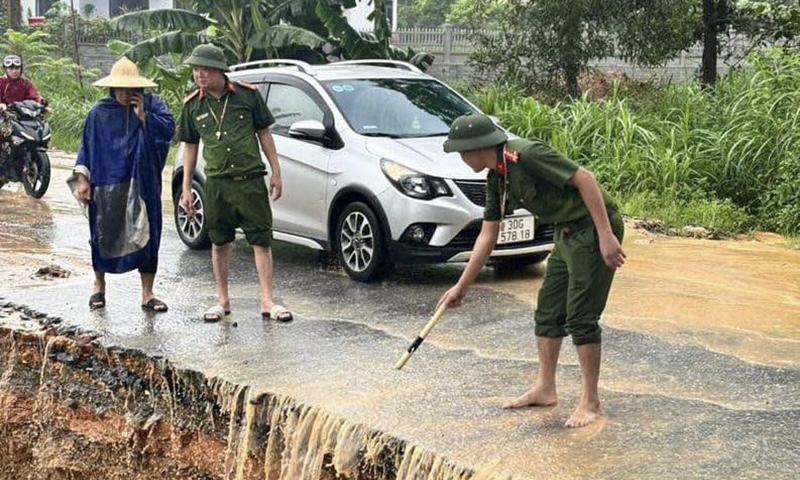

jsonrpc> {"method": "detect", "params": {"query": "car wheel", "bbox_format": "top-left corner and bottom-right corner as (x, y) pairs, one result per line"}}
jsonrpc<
(174, 179), (211, 250)
(336, 201), (389, 282)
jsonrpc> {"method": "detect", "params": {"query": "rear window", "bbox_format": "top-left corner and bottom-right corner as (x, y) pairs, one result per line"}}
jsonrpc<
(322, 78), (476, 138)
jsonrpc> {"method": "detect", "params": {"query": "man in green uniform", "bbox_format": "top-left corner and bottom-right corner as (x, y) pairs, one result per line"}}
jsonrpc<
(178, 44), (293, 323)
(435, 113), (626, 428)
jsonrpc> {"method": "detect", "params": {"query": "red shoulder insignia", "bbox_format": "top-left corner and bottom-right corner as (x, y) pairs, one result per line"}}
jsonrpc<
(183, 89), (200, 104)
(235, 80), (257, 90)
(503, 147), (520, 163)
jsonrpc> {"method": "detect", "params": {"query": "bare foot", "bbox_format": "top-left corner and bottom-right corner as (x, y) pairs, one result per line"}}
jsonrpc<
(565, 401), (603, 428)
(502, 386), (557, 409)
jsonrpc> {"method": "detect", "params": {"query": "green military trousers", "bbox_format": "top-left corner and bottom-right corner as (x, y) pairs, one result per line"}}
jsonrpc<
(205, 175), (273, 247)
(533, 211), (624, 345)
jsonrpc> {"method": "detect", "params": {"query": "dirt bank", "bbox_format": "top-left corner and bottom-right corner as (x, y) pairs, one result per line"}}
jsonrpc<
(0, 302), (486, 480)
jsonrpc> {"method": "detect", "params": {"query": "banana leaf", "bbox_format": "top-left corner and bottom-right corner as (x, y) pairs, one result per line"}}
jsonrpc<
(248, 25), (327, 51)
(110, 31), (209, 64)
(111, 9), (213, 33)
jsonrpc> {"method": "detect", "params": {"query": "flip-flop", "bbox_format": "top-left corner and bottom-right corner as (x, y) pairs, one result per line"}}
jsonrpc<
(203, 304), (230, 323)
(141, 297), (168, 313)
(89, 292), (106, 310)
(262, 304), (293, 323)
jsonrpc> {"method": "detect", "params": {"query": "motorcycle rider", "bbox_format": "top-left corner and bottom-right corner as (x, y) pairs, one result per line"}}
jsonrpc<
(0, 54), (44, 110)
(0, 55), (48, 189)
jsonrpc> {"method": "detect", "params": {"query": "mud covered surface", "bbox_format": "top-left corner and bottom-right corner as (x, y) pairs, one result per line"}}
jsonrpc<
(0, 305), (478, 480)
(1, 151), (799, 479)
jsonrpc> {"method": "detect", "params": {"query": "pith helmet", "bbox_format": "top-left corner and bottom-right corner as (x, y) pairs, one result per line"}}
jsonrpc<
(443, 113), (508, 153)
(185, 44), (229, 72)
(92, 57), (157, 88)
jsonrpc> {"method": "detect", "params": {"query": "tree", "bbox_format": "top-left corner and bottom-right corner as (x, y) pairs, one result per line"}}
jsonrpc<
(446, 0), (504, 29)
(111, 1), (326, 65)
(82, 3), (96, 18)
(112, 0), (430, 68)
(734, 0), (800, 43)
(109, 0), (432, 111)
(397, 0), (455, 28)
(4, 0), (21, 30)
(316, 0), (433, 67)
(467, 0), (697, 97)
(702, 0), (724, 85)
(697, 1), (800, 85)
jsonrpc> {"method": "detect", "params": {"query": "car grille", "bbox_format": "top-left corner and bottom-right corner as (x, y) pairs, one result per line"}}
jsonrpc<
(454, 180), (486, 207)
(451, 179), (553, 249)
(447, 221), (555, 250)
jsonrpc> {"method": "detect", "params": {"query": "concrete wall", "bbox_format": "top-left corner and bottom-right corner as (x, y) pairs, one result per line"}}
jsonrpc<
(77, 44), (119, 76)
(73, 42), (726, 86)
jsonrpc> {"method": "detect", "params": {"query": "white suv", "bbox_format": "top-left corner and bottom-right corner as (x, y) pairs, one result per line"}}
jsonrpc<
(172, 59), (553, 282)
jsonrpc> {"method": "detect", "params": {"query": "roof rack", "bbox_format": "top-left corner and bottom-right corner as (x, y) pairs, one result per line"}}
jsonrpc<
(333, 60), (423, 74)
(229, 59), (314, 75)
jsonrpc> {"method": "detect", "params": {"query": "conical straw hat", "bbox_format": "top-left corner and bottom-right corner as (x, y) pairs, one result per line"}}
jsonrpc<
(93, 57), (157, 88)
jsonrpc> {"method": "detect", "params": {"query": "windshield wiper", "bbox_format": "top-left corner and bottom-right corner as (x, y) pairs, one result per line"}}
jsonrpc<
(361, 132), (448, 139)
(402, 132), (448, 138)
(360, 132), (404, 138)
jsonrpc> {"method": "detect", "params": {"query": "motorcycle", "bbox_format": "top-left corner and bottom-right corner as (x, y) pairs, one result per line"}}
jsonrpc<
(0, 99), (52, 198)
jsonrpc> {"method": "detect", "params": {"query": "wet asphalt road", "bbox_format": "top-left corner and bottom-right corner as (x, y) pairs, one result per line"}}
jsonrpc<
(1, 154), (798, 479)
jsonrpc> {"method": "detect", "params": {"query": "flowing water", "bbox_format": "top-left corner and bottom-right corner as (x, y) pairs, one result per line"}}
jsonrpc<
(0, 152), (798, 479)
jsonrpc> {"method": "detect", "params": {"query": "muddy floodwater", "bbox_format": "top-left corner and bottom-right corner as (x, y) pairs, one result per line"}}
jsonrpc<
(483, 231), (800, 369)
(0, 152), (798, 479)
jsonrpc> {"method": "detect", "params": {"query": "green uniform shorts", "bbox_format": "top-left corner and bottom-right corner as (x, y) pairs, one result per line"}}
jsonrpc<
(534, 210), (624, 345)
(204, 175), (273, 247)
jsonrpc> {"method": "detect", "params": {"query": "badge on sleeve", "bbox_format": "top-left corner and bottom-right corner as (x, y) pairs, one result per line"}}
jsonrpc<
(503, 147), (520, 163)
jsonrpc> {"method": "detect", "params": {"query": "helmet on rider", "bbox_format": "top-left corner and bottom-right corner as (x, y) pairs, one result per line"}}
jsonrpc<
(3, 55), (23, 74)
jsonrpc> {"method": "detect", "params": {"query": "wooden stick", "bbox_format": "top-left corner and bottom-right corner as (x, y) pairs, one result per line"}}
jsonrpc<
(395, 304), (448, 370)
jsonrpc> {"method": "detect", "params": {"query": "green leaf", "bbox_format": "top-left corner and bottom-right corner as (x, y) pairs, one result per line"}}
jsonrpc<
(111, 9), (212, 33)
(115, 31), (208, 64)
(248, 25), (326, 51)
(316, 0), (385, 58)
(106, 40), (133, 56)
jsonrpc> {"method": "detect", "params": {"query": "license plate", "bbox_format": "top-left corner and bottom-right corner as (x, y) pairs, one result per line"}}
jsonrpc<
(498, 215), (535, 245)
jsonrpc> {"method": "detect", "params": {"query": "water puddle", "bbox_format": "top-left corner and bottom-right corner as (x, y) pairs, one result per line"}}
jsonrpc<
(485, 226), (800, 368)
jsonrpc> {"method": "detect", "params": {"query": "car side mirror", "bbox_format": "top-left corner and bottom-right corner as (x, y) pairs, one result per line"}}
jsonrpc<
(288, 120), (326, 141)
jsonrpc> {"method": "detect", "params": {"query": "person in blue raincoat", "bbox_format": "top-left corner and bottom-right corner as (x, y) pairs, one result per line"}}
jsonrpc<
(70, 57), (175, 312)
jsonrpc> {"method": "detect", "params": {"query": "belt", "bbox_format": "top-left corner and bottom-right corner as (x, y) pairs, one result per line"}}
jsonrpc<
(559, 205), (617, 234)
(228, 170), (268, 182)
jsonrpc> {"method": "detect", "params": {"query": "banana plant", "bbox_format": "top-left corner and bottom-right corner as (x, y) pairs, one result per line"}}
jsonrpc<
(110, 1), (325, 65)
(110, 0), (431, 70)
(316, 0), (434, 70)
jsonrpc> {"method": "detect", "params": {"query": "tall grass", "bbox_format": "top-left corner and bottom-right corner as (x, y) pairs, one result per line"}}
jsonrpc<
(471, 47), (800, 235)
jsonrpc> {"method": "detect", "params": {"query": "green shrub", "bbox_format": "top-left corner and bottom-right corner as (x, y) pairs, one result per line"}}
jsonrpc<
(469, 47), (800, 235)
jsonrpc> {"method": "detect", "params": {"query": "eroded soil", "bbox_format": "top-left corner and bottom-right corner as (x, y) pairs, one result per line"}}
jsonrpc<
(1, 151), (798, 480)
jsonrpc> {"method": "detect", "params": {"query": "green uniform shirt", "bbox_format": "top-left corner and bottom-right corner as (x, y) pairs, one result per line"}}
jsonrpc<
(179, 80), (275, 178)
(484, 138), (614, 224)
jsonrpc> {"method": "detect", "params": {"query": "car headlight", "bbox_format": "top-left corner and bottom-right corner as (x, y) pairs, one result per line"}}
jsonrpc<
(381, 159), (452, 200)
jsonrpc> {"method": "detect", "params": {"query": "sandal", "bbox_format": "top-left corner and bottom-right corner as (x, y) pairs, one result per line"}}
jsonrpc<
(141, 297), (168, 313)
(89, 292), (106, 310)
(203, 304), (230, 323)
(262, 304), (293, 323)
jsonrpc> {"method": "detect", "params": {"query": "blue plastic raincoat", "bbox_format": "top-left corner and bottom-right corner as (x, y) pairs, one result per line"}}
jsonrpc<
(76, 92), (175, 273)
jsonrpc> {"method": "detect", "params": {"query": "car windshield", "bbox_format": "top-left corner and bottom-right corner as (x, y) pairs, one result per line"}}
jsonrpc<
(322, 78), (477, 138)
